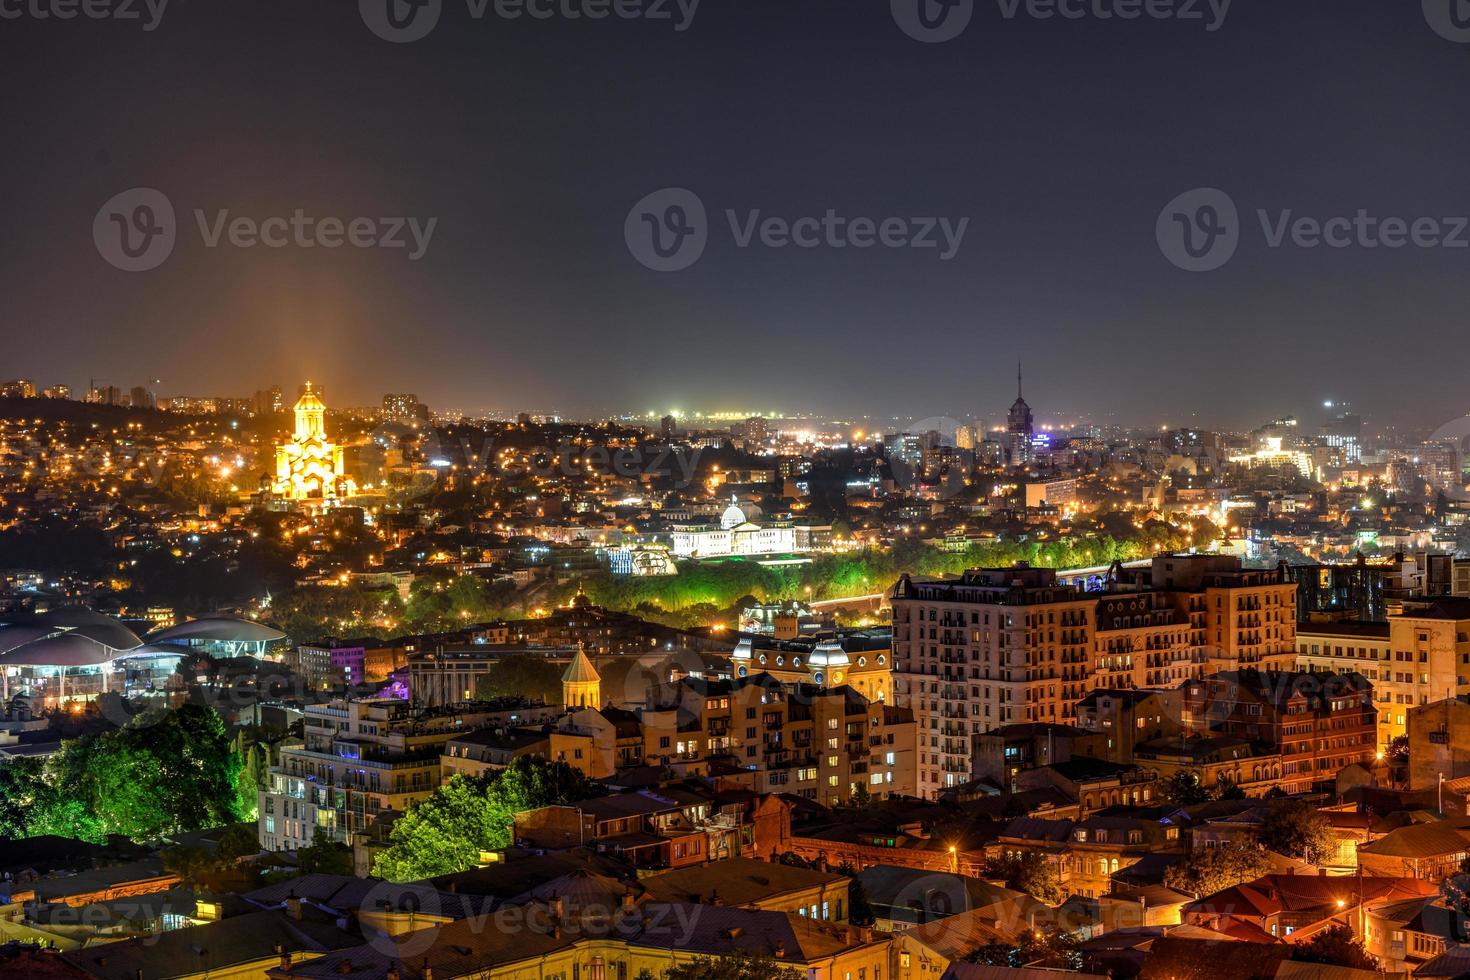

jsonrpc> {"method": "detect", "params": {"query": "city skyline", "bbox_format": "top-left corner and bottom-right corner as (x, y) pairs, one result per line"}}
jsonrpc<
(0, 372), (1428, 438)
(6, 0), (1470, 427)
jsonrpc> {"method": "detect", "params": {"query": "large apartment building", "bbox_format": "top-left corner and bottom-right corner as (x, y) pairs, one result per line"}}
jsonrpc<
(892, 555), (1297, 796)
(1181, 669), (1376, 795)
(552, 673), (917, 804)
(258, 697), (556, 861)
(1297, 597), (1470, 749)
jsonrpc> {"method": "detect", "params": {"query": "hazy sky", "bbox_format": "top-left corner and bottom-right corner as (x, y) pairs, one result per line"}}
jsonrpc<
(5, 0), (1470, 430)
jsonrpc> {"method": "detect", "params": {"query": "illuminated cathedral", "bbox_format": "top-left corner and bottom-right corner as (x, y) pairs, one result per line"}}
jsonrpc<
(273, 382), (350, 503)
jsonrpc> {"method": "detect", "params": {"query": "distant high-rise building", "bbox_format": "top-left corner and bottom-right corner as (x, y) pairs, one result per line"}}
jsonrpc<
(129, 386), (155, 410)
(1005, 364), (1034, 466)
(254, 386), (284, 416)
(742, 415), (769, 447)
(1254, 416), (1300, 450)
(86, 385), (123, 406)
(0, 380), (36, 399)
(382, 392), (428, 424)
(660, 414), (677, 440)
(955, 423), (978, 450)
(1321, 403), (1363, 463)
(886, 432), (923, 470)
(41, 384), (70, 400)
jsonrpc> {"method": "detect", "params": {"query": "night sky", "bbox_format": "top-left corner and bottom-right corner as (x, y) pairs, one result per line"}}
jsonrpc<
(5, 0), (1470, 430)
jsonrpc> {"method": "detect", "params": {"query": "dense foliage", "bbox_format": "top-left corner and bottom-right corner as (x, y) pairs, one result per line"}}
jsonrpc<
(982, 851), (1066, 905)
(1258, 800), (1336, 866)
(297, 826), (355, 875)
(1157, 771), (1245, 807)
(264, 518), (1208, 639)
(965, 928), (1081, 970)
(372, 757), (605, 881)
(1163, 844), (1275, 895)
(0, 705), (244, 843)
(474, 654), (565, 705)
(1291, 924), (1376, 970)
(568, 532), (1191, 617)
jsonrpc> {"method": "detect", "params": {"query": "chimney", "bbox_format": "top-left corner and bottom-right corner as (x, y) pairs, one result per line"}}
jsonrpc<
(285, 896), (303, 921)
(275, 944), (292, 970)
(710, 889), (723, 907)
(774, 941), (786, 959)
(386, 968), (401, 980)
(548, 893), (564, 920)
(622, 889), (636, 912)
(336, 960), (353, 975)
(422, 960), (434, 980)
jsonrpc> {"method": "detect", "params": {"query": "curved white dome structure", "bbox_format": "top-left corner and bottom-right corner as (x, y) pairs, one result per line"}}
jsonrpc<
(0, 609), (143, 653)
(0, 633), (122, 668)
(0, 609), (277, 706)
(0, 624), (55, 657)
(148, 617), (286, 645)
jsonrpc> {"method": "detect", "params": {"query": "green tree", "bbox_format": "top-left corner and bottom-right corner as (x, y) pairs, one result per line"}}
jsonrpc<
(232, 731), (268, 821)
(44, 704), (243, 843)
(0, 757), (46, 837)
(661, 951), (804, 980)
(966, 928), (1080, 970)
(298, 827), (354, 875)
(1158, 771), (1214, 807)
(28, 796), (106, 843)
(1259, 800), (1336, 866)
(0, 756), (106, 843)
(834, 860), (875, 926)
(1291, 924), (1376, 970)
(372, 757), (605, 881)
(475, 654), (564, 705)
(983, 852), (1066, 905)
(215, 822), (262, 864)
(1163, 844), (1274, 896)
(162, 845), (217, 884)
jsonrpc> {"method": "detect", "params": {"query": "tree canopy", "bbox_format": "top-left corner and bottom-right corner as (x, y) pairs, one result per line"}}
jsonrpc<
(475, 654), (564, 705)
(0, 704), (244, 843)
(1258, 800), (1336, 866)
(1291, 924), (1376, 970)
(983, 851), (1066, 905)
(1163, 844), (1275, 896)
(372, 757), (605, 881)
(298, 826), (354, 875)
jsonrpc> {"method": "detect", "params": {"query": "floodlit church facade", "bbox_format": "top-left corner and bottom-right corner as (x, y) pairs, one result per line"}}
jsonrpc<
(273, 382), (350, 503)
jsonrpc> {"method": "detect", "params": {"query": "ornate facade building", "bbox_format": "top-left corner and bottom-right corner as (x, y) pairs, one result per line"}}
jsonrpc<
(273, 382), (348, 503)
